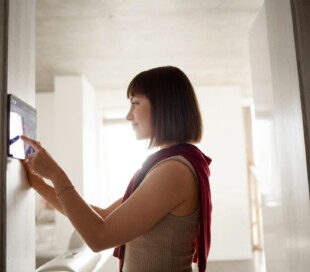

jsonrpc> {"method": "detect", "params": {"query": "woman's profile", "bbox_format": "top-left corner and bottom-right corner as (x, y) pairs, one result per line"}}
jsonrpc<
(22, 66), (212, 272)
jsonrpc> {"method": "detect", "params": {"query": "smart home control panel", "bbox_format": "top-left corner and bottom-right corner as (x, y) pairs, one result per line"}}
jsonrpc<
(7, 94), (37, 159)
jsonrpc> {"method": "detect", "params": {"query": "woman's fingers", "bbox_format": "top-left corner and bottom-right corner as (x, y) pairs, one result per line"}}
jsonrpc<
(22, 159), (45, 188)
(23, 159), (35, 184)
(25, 152), (35, 160)
(20, 135), (41, 152)
(23, 158), (35, 173)
(21, 135), (59, 180)
(22, 158), (29, 168)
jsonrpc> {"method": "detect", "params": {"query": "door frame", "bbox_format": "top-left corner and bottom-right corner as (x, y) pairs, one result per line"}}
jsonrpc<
(290, 0), (310, 193)
(0, 0), (8, 271)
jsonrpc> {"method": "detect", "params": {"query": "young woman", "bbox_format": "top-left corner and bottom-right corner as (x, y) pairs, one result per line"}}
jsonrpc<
(22, 66), (212, 272)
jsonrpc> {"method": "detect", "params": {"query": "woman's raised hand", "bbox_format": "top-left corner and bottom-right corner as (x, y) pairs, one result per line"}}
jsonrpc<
(21, 135), (61, 181)
(22, 159), (46, 190)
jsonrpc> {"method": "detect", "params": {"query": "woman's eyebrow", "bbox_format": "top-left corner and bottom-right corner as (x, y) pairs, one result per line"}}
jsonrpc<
(130, 95), (139, 101)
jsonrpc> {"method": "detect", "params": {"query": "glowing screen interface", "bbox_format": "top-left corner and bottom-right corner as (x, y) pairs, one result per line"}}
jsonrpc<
(8, 94), (37, 159)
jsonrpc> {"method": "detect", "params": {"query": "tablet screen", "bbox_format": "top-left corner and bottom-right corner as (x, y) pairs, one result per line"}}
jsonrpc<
(8, 94), (37, 159)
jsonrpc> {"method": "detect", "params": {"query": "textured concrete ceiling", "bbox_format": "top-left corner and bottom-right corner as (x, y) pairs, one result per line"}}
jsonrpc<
(36, 0), (264, 96)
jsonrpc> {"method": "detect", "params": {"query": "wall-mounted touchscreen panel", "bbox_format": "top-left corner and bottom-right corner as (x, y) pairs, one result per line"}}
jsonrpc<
(7, 94), (37, 159)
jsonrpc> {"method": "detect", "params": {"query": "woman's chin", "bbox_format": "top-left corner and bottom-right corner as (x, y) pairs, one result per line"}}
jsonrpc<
(135, 135), (144, 140)
(135, 133), (148, 140)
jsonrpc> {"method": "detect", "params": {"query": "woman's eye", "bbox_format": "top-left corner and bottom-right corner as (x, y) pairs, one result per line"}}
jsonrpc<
(132, 101), (139, 107)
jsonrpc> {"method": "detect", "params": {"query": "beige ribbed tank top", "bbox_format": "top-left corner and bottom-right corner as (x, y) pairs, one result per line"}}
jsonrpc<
(123, 156), (200, 272)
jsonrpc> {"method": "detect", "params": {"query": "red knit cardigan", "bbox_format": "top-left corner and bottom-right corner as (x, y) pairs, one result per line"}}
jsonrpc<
(113, 143), (212, 272)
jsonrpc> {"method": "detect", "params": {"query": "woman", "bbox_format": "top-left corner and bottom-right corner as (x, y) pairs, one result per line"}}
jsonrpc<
(22, 66), (212, 272)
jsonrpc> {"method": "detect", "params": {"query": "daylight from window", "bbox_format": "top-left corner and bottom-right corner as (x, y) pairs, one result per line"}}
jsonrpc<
(99, 120), (152, 206)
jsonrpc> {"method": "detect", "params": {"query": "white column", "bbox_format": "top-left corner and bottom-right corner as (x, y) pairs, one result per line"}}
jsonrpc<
(37, 76), (97, 252)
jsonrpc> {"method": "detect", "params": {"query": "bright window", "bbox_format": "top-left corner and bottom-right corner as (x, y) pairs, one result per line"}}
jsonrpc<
(99, 118), (152, 207)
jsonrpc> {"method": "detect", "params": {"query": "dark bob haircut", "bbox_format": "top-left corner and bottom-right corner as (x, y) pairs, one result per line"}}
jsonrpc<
(127, 66), (202, 148)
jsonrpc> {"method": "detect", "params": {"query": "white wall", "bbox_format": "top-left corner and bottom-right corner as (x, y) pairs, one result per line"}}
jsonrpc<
(4, 0), (36, 271)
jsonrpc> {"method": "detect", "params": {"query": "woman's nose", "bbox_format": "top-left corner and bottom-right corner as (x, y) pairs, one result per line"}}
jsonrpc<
(126, 110), (133, 121)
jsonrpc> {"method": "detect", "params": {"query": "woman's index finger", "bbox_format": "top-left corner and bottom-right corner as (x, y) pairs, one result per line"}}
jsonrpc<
(20, 135), (41, 151)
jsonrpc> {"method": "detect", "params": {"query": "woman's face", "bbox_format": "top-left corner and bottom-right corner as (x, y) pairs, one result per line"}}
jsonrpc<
(126, 94), (152, 140)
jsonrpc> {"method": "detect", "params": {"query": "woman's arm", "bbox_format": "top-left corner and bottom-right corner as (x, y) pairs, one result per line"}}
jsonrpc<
(21, 136), (196, 252)
(23, 159), (123, 218)
(23, 161), (66, 215)
(90, 198), (123, 219)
